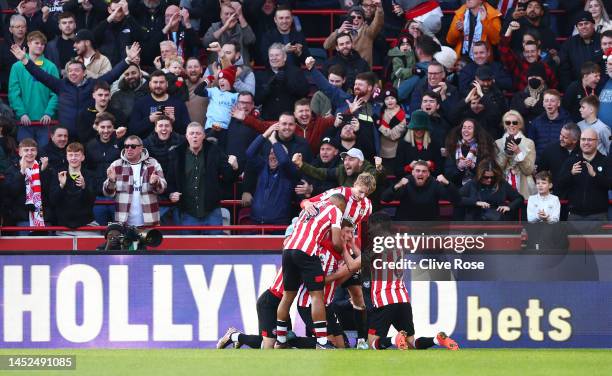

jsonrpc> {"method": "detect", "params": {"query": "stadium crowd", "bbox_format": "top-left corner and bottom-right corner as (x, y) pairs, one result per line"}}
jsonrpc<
(0, 0), (611, 234)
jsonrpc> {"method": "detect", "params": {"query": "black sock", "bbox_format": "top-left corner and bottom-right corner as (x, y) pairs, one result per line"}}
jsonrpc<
(373, 337), (393, 349)
(238, 334), (263, 349)
(415, 337), (435, 349)
(353, 308), (368, 339)
(288, 336), (317, 349)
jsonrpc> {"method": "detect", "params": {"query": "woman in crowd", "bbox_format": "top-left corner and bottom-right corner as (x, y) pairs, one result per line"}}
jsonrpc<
(394, 109), (442, 177)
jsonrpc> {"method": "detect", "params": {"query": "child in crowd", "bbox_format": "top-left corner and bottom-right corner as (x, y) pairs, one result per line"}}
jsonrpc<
(527, 171), (560, 223)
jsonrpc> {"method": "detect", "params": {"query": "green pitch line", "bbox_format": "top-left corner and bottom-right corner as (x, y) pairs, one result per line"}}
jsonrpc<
(0, 349), (609, 376)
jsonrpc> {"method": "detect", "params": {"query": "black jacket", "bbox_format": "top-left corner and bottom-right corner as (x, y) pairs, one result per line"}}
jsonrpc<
(558, 152), (611, 215)
(382, 176), (460, 221)
(108, 77), (149, 124)
(452, 87), (508, 139)
(394, 139), (443, 178)
(255, 64), (309, 120)
(226, 118), (259, 173)
(460, 180), (524, 221)
(76, 106), (128, 144)
(537, 143), (581, 199)
(258, 28), (310, 67)
(322, 51), (370, 92)
(93, 16), (146, 66)
(166, 141), (238, 215)
(49, 168), (96, 228)
(85, 135), (123, 195)
(559, 34), (601, 89)
(143, 131), (184, 177)
(39, 143), (67, 173)
(2, 162), (53, 224)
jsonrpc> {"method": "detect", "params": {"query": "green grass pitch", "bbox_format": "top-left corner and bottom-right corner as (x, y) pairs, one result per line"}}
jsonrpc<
(0, 349), (610, 376)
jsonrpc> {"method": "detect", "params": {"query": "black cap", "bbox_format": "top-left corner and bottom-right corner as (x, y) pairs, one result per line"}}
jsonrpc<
(526, 62), (546, 79)
(575, 10), (595, 25)
(74, 29), (95, 43)
(320, 137), (338, 149)
(475, 65), (494, 80)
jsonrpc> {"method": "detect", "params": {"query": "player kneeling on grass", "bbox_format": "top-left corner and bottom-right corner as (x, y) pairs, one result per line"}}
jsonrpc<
(366, 212), (459, 351)
(276, 194), (347, 349)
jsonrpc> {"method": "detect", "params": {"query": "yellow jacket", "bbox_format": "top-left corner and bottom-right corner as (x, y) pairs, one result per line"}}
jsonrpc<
(446, 3), (501, 59)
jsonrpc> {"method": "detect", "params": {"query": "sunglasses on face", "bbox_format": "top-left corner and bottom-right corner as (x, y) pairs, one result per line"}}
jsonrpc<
(504, 120), (519, 126)
(351, 15), (363, 20)
(125, 144), (142, 149)
(481, 175), (494, 180)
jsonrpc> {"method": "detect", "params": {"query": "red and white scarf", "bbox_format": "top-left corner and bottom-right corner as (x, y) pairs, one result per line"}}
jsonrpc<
(24, 161), (45, 227)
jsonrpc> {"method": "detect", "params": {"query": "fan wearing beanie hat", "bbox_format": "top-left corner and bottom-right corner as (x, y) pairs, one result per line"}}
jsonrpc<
(377, 87), (407, 170)
(195, 65), (240, 135)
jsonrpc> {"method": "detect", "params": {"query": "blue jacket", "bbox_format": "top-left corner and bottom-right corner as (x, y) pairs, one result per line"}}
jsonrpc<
(24, 59), (128, 136)
(246, 135), (298, 225)
(528, 109), (572, 156)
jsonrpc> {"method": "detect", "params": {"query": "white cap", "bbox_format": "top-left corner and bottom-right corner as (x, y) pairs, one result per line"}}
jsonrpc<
(434, 46), (457, 71)
(340, 148), (364, 161)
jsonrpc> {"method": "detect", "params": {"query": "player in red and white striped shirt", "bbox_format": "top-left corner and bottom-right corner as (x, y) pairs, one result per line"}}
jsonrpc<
(276, 194), (346, 349)
(366, 212), (459, 351)
(293, 219), (362, 348)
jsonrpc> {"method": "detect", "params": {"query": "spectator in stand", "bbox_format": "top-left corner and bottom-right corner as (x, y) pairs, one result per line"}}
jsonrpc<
(446, 0), (501, 61)
(500, 21), (558, 91)
(382, 160), (459, 221)
(145, 5), (199, 64)
(108, 63), (148, 124)
(292, 147), (386, 207)
(9, 41), (139, 139)
(13, 0), (56, 39)
(362, 0), (389, 67)
(49, 142), (97, 231)
(294, 137), (341, 199)
(501, 0), (559, 55)
(527, 170), (561, 224)
(72, 29), (111, 79)
(103, 135), (167, 227)
(129, 70), (191, 138)
(142, 115), (184, 224)
(257, 5), (310, 67)
(154, 40), (178, 70)
(242, 93), (337, 153)
(559, 11), (602, 89)
(3, 138), (52, 233)
(460, 159), (524, 221)
(62, 0), (107, 32)
(323, 1), (384, 68)
(453, 66), (508, 139)
(458, 41), (512, 96)
(420, 90), (451, 148)
(444, 118), (495, 187)
(395, 109), (442, 178)
(76, 81), (127, 144)
(167, 122), (239, 235)
(412, 34), (441, 81)
(529, 89), (572, 156)
(203, 41), (256, 95)
(202, 1), (255, 65)
(227, 91), (259, 173)
(387, 33), (417, 97)
(9, 31), (59, 148)
(558, 128), (611, 221)
(509, 62), (547, 125)
(327, 117), (377, 163)
(40, 125), (68, 173)
(563, 61), (603, 122)
(304, 61), (380, 159)
(244, 0), (277, 45)
(572, 0), (612, 35)
(322, 32), (370, 93)
(86, 112), (123, 226)
(577, 95), (611, 156)
(246, 123), (299, 226)
(409, 61), (460, 120)
(45, 12), (77, 75)
(494, 110), (536, 199)
(255, 43), (309, 121)
(0, 15), (28, 91)
(184, 57), (208, 127)
(311, 64), (346, 117)
(376, 88), (407, 171)
(599, 52), (612, 127)
(92, 0), (146, 66)
(537, 122), (581, 208)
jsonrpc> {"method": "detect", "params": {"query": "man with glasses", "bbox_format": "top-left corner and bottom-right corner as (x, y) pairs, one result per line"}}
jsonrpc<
(409, 61), (459, 118)
(323, 1), (384, 67)
(103, 135), (167, 227)
(558, 128), (611, 221)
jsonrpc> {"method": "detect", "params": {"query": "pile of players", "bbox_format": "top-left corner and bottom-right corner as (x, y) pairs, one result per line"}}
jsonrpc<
(216, 170), (459, 350)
